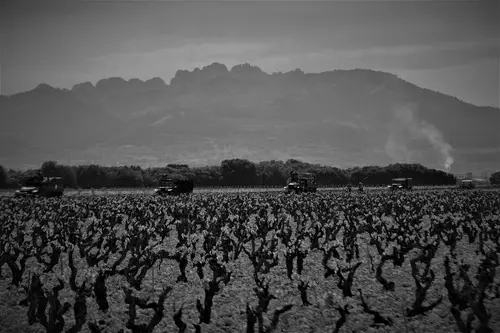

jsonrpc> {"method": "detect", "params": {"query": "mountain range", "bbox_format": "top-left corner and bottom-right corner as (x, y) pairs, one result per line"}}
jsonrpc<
(1, 62), (499, 174)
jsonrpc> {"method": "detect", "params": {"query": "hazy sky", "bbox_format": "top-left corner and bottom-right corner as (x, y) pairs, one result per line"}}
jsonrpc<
(1, 0), (499, 107)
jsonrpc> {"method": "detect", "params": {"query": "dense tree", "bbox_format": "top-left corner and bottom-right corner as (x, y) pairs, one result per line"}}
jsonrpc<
(3, 160), (458, 189)
(315, 166), (349, 185)
(75, 164), (108, 189)
(40, 161), (59, 177)
(344, 163), (455, 186)
(108, 166), (143, 188)
(221, 159), (258, 186)
(3, 169), (22, 188)
(191, 166), (223, 186)
(490, 171), (500, 185)
(256, 160), (287, 185)
(167, 164), (189, 169)
(0, 165), (7, 188)
(41, 161), (77, 188)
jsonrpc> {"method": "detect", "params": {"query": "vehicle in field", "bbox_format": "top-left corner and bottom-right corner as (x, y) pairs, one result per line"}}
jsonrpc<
(154, 175), (194, 196)
(387, 178), (413, 190)
(14, 176), (64, 197)
(458, 179), (476, 189)
(284, 172), (318, 193)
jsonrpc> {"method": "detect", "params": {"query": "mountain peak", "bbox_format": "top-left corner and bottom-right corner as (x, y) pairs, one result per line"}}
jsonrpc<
(95, 77), (128, 89)
(128, 78), (144, 84)
(201, 62), (229, 74)
(72, 81), (95, 92)
(230, 63), (265, 76)
(170, 62), (231, 86)
(35, 83), (56, 91)
(144, 77), (166, 90)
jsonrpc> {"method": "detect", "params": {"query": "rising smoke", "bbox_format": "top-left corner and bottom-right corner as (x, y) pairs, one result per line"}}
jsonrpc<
(384, 105), (454, 171)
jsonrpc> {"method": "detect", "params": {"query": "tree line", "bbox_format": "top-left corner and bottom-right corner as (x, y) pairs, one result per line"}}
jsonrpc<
(0, 159), (463, 189)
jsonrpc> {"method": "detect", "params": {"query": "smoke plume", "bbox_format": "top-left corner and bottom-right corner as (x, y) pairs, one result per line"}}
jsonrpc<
(385, 134), (413, 163)
(385, 104), (454, 171)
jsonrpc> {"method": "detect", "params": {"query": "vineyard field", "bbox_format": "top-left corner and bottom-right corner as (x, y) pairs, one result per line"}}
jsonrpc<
(2, 182), (498, 197)
(1, 190), (499, 333)
(0, 185), (488, 198)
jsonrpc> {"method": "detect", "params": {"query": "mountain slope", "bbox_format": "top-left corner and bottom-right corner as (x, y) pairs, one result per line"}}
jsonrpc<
(0, 63), (498, 173)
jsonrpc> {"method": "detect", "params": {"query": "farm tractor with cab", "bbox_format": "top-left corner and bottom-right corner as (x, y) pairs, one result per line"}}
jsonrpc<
(15, 172), (64, 198)
(284, 171), (318, 194)
(387, 178), (413, 191)
(154, 175), (194, 196)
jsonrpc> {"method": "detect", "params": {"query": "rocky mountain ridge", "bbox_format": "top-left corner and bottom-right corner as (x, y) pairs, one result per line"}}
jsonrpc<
(1, 63), (498, 173)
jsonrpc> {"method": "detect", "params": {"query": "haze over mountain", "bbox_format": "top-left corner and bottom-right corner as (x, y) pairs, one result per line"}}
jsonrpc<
(0, 63), (499, 174)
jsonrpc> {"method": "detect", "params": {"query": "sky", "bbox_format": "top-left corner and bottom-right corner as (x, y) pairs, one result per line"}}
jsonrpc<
(1, 0), (499, 107)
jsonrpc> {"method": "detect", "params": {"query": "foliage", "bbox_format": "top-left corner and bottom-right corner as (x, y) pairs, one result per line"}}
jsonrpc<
(4, 159), (456, 189)
(1, 189), (499, 333)
(490, 171), (500, 185)
(0, 165), (6, 188)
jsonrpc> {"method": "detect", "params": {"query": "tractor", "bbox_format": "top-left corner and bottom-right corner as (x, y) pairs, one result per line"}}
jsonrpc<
(458, 179), (476, 189)
(154, 175), (194, 196)
(284, 172), (318, 194)
(15, 174), (64, 198)
(387, 178), (413, 191)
